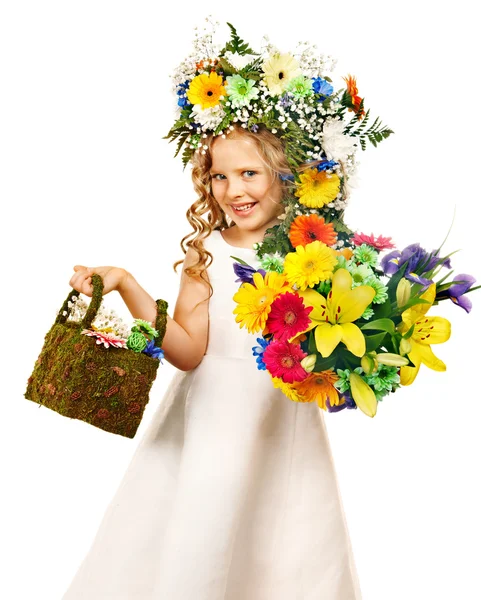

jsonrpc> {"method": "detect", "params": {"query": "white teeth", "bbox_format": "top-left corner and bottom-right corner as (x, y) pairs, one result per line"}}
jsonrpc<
(233, 203), (255, 212)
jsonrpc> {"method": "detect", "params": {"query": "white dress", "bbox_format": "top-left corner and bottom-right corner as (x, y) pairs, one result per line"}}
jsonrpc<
(62, 229), (363, 600)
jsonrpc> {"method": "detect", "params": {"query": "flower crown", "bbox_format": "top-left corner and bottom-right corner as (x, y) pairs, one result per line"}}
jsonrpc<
(164, 18), (393, 253)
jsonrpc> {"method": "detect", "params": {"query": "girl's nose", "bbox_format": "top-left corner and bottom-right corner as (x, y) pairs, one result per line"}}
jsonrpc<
(226, 178), (245, 200)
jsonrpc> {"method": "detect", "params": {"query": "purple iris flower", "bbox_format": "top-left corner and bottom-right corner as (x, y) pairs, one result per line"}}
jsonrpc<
(311, 77), (334, 98)
(326, 391), (357, 412)
(381, 243), (451, 288)
(279, 93), (293, 108)
(143, 339), (164, 362)
(437, 273), (476, 313)
(326, 400), (347, 413)
(252, 337), (270, 371)
(233, 262), (266, 285)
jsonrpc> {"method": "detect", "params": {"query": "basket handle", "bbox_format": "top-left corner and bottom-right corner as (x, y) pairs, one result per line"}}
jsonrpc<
(56, 275), (168, 348)
(55, 274), (105, 329)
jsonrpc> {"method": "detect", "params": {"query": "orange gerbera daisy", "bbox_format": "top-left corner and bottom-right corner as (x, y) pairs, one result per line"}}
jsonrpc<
(343, 74), (365, 118)
(289, 214), (338, 248)
(292, 369), (341, 410)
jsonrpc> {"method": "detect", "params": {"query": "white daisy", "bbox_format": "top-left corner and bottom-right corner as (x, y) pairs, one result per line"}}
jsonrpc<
(223, 51), (258, 70)
(190, 104), (226, 130)
(320, 118), (358, 162)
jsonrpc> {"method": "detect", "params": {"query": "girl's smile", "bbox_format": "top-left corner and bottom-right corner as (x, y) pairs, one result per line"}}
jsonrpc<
(209, 135), (284, 245)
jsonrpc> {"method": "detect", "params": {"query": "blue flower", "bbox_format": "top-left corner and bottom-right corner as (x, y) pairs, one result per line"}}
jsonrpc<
(252, 337), (270, 370)
(312, 77), (334, 98)
(250, 124), (259, 133)
(280, 173), (295, 181)
(176, 81), (192, 108)
(233, 262), (266, 284)
(142, 339), (164, 362)
(316, 160), (338, 172)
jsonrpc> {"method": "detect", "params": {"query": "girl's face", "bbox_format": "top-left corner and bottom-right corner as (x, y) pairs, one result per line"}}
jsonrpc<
(209, 135), (284, 237)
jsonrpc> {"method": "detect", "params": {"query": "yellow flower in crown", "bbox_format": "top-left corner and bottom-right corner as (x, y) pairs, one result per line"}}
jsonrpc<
(283, 240), (338, 291)
(397, 283), (451, 385)
(233, 271), (290, 334)
(187, 72), (227, 109)
(295, 168), (341, 209)
(262, 52), (302, 95)
(296, 268), (376, 357)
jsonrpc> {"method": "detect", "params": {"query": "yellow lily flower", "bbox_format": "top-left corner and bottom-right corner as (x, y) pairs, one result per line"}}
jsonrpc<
(349, 372), (378, 418)
(397, 283), (451, 385)
(297, 268), (376, 357)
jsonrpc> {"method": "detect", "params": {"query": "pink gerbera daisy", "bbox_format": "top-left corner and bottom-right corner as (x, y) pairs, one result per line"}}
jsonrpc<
(81, 329), (127, 349)
(352, 232), (395, 251)
(262, 339), (309, 383)
(266, 292), (313, 342)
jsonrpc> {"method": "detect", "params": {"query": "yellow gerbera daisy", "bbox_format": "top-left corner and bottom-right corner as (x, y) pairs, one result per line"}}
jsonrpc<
(283, 240), (337, 291)
(187, 72), (227, 109)
(294, 168), (341, 208)
(271, 376), (310, 403)
(262, 52), (301, 95)
(233, 271), (290, 334)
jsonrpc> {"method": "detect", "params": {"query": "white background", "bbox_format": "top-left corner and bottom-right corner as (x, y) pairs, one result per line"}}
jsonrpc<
(1, 2), (480, 598)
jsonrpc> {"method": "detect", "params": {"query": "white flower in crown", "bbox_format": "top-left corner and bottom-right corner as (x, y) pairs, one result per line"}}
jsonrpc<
(190, 103), (226, 129)
(261, 52), (302, 95)
(320, 117), (358, 163)
(223, 50), (258, 70)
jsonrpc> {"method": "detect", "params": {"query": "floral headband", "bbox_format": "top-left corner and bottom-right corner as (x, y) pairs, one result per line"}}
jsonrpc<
(164, 17), (393, 254)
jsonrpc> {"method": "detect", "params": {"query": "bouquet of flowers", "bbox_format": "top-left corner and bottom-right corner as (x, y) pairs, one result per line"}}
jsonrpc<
(232, 229), (479, 417)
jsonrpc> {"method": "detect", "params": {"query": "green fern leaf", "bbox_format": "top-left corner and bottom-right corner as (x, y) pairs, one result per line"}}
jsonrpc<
(224, 22), (257, 56)
(218, 57), (236, 76)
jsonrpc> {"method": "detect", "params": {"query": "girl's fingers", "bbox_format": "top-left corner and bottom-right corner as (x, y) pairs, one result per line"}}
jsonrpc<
(73, 265), (88, 272)
(69, 270), (92, 294)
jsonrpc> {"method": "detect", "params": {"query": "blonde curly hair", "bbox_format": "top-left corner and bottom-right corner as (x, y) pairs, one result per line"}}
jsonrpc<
(172, 123), (294, 304)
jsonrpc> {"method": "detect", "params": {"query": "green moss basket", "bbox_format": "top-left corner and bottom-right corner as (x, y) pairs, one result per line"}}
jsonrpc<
(24, 274), (168, 439)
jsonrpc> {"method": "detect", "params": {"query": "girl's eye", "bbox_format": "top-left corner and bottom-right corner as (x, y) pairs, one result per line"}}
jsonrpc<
(211, 171), (256, 180)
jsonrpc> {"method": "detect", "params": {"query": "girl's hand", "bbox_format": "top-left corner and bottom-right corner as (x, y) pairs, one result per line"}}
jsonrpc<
(69, 265), (129, 297)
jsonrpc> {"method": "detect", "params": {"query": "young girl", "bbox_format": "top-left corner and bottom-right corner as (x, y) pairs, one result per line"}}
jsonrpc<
(62, 124), (363, 599)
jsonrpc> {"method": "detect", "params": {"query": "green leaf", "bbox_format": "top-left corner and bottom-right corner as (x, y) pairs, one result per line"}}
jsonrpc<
(230, 255), (251, 266)
(223, 22), (257, 56)
(218, 57), (237, 77)
(364, 332), (387, 352)
(371, 299), (392, 319)
(314, 354), (337, 372)
(360, 318), (396, 335)
(308, 331), (317, 354)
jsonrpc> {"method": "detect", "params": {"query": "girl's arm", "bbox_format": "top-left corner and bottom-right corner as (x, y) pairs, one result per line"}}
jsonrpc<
(118, 246), (210, 372)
